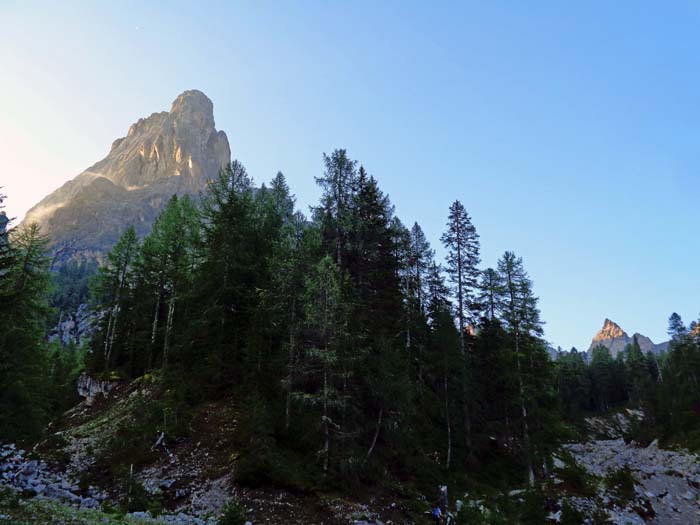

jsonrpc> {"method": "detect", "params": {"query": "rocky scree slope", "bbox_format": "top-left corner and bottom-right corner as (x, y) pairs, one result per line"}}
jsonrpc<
(0, 374), (413, 525)
(549, 410), (700, 524)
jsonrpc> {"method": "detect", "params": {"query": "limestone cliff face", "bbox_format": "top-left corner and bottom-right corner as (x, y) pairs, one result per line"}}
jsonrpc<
(23, 90), (230, 260)
(588, 318), (669, 357)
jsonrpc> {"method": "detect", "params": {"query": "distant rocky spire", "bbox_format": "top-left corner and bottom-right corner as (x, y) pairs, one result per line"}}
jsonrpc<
(592, 318), (627, 342)
(587, 318), (668, 357)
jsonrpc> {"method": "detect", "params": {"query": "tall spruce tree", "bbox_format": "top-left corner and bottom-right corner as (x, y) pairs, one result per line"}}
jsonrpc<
(183, 161), (260, 388)
(441, 200), (481, 351)
(478, 268), (501, 322)
(441, 200), (481, 457)
(403, 222), (434, 386)
(315, 149), (357, 268)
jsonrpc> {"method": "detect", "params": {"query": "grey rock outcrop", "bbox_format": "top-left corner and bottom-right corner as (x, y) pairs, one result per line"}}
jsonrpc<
(588, 319), (669, 357)
(23, 90), (231, 262)
(48, 303), (95, 346)
(76, 373), (118, 406)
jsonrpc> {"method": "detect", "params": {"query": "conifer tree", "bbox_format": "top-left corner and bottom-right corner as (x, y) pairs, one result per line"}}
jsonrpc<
(556, 349), (591, 419)
(185, 161), (258, 386)
(668, 312), (687, 341)
(408, 222), (434, 313)
(297, 255), (348, 473)
(624, 337), (655, 408)
(441, 200), (480, 351)
(403, 222), (434, 385)
(315, 149), (357, 268)
(130, 195), (201, 372)
(91, 226), (139, 370)
(478, 268), (501, 322)
(347, 168), (408, 463)
(496, 251), (542, 486)
(441, 201), (481, 457)
(0, 221), (51, 442)
(425, 262), (462, 469)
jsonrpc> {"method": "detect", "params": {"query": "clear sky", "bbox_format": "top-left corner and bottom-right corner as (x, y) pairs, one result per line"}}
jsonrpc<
(2, 1), (699, 350)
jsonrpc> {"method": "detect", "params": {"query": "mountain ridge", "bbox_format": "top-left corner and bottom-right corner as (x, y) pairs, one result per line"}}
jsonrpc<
(587, 318), (669, 356)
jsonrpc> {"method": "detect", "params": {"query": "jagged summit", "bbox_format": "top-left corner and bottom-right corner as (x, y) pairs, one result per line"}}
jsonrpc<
(587, 318), (669, 357)
(592, 318), (626, 342)
(23, 90), (231, 261)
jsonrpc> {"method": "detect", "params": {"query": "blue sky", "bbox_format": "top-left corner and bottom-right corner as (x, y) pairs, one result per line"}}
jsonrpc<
(2, 1), (699, 350)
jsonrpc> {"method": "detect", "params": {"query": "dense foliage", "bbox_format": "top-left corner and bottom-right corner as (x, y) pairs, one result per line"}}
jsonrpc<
(78, 152), (559, 492)
(4, 151), (700, 516)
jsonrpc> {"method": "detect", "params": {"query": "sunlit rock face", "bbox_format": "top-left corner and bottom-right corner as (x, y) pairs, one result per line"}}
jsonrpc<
(587, 318), (669, 357)
(23, 90), (230, 261)
(593, 318), (626, 342)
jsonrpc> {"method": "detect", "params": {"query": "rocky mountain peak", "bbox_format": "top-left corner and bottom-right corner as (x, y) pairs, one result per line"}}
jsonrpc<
(170, 89), (215, 122)
(588, 318), (669, 357)
(593, 318), (627, 342)
(87, 89), (228, 190)
(23, 90), (231, 261)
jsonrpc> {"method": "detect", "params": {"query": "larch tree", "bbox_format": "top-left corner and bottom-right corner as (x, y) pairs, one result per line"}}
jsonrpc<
(298, 255), (348, 474)
(92, 226), (139, 370)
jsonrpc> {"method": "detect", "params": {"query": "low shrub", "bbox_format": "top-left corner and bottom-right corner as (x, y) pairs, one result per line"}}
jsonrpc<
(219, 499), (248, 525)
(561, 500), (585, 525)
(554, 453), (597, 498)
(605, 467), (636, 505)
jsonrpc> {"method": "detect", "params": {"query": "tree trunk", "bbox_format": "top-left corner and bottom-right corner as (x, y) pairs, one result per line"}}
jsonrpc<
(323, 356), (330, 474)
(150, 291), (161, 346)
(104, 307), (115, 362)
(285, 299), (296, 431)
(163, 297), (175, 368)
(366, 408), (383, 459)
(455, 233), (472, 455)
(445, 375), (452, 469)
(148, 290), (161, 369)
(515, 330), (535, 486)
(106, 305), (119, 368)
